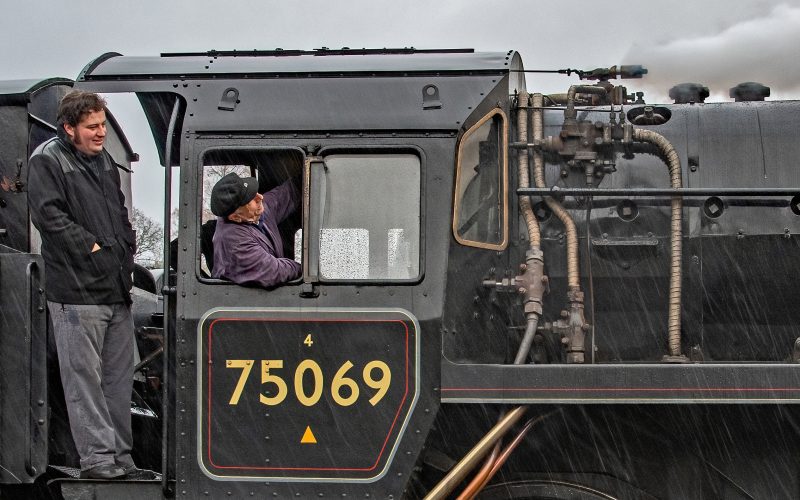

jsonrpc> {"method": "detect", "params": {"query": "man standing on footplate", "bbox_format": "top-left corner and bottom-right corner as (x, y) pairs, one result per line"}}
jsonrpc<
(28, 90), (151, 480)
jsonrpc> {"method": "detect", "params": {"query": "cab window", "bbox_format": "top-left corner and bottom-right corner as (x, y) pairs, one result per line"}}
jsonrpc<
(453, 109), (508, 250)
(307, 153), (420, 281)
(200, 148), (304, 278)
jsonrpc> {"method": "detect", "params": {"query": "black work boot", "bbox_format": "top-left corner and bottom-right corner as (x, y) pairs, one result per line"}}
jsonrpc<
(80, 463), (126, 479)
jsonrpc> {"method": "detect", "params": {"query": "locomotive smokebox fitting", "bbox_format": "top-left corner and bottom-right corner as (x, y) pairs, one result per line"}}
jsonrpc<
(730, 82), (770, 102)
(669, 83), (710, 104)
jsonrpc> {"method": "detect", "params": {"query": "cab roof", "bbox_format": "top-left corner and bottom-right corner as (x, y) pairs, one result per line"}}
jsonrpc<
(79, 48), (516, 81)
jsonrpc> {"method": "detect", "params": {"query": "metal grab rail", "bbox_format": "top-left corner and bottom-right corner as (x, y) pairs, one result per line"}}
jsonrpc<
(517, 187), (800, 197)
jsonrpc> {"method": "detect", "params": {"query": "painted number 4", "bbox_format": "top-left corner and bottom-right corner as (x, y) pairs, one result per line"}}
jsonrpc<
(304, 334), (313, 347)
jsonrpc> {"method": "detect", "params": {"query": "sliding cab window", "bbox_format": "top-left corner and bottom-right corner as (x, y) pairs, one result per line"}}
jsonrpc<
(453, 109), (509, 250)
(306, 153), (421, 281)
(200, 148), (304, 279)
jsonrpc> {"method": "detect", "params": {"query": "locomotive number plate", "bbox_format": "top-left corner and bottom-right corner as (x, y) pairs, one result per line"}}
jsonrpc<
(198, 308), (419, 482)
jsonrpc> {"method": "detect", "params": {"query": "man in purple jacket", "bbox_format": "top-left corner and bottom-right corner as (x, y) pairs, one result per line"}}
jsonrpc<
(210, 173), (301, 287)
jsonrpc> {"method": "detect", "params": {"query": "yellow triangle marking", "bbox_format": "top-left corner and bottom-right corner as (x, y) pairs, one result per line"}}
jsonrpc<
(301, 426), (317, 444)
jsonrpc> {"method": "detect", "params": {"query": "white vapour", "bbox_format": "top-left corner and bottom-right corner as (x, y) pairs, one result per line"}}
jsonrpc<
(624, 4), (800, 102)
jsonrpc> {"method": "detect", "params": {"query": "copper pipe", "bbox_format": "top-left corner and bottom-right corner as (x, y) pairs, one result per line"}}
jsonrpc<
(632, 128), (683, 357)
(423, 406), (528, 500)
(566, 84), (607, 102)
(531, 93), (580, 289)
(485, 414), (549, 481)
(460, 411), (557, 500)
(516, 93), (541, 248)
(455, 444), (500, 500)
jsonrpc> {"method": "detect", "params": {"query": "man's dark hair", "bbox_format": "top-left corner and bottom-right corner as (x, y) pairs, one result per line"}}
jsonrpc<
(57, 90), (107, 128)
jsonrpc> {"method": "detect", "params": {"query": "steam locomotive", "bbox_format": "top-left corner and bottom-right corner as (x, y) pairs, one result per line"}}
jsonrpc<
(1, 48), (799, 499)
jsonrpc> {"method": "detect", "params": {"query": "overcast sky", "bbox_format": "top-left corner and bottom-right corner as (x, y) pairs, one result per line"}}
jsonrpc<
(4, 0), (800, 221)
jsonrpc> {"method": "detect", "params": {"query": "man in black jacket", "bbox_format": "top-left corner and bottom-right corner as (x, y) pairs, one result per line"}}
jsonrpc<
(28, 91), (143, 480)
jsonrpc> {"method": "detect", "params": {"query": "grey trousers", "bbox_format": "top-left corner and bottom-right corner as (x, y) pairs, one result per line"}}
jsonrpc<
(48, 301), (135, 471)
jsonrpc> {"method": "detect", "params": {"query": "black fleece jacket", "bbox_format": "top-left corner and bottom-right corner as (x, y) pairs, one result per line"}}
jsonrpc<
(27, 133), (135, 304)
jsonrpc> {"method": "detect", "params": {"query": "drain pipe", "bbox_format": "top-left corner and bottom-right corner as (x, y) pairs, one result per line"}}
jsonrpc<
(632, 128), (685, 360)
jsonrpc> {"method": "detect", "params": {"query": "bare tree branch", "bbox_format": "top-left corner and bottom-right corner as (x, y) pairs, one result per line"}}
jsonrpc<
(132, 207), (164, 268)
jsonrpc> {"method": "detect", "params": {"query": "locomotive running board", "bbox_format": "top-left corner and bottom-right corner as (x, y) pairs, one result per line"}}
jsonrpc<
(49, 478), (163, 500)
(441, 361), (800, 403)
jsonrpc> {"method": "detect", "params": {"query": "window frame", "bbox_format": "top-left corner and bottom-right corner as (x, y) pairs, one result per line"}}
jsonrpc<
(452, 108), (509, 251)
(304, 146), (425, 285)
(194, 143), (307, 285)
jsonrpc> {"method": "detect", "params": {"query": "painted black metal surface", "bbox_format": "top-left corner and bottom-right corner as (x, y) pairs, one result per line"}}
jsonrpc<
(441, 362), (800, 403)
(198, 308), (418, 482)
(0, 247), (47, 484)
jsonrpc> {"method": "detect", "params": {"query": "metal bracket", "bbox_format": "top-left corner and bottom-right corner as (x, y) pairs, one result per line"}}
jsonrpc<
(218, 87), (240, 111)
(300, 283), (319, 298)
(422, 84), (442, 110)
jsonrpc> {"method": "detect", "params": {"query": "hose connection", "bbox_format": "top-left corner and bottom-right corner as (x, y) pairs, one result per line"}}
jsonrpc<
(538, 288), (589, 364)
(483, 248), (548, 318)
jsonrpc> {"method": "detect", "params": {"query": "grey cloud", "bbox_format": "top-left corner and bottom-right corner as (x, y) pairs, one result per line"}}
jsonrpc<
(624, 4), (800, 101)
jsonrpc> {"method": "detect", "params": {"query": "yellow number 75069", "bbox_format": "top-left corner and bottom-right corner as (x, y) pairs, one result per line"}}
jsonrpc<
(225, 359), (391, 407)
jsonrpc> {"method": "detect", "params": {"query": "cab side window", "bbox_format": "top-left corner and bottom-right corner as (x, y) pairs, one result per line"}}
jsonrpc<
(453, 110), (509, 250)
(200, 148), (304, 279)
(307, 153), (421, 281)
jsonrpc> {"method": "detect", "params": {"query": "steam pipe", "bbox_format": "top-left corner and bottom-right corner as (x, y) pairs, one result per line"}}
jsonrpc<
(632, 128), (684, 359)
(531, 93), (580, 289)
(458, 410), (559, 500)
(455, 444), (500, 500)
(422, 406), (529, 500)
(516, 92), (541, 248)
(514, 317), (540, 365)
(567, 84), (608, 102)
(477, 414), (548, 495)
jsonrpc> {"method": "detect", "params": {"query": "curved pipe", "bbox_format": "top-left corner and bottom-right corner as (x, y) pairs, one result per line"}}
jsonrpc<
(633, 128), (684, 357)
(566, 84), (608, 102)
(514, 317), (540, 365)
(531, 93), (580, 289)
(455, 444), (500, 500)
(516, 93), (541, 249)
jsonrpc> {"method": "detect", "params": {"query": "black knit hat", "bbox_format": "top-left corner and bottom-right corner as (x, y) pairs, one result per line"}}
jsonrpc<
(210, 173), (259, 217)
